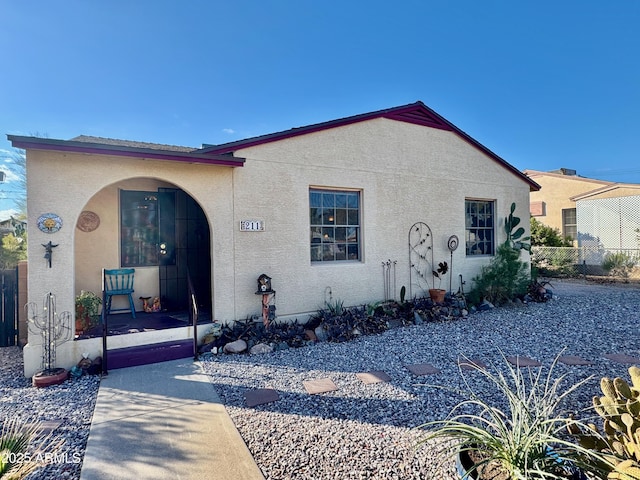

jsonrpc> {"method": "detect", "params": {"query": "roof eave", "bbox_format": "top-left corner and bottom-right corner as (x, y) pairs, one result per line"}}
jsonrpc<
(7, 135), (245, 167)
(197, 101), (540, 192)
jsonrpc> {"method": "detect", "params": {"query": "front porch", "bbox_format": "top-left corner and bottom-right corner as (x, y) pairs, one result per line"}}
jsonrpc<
(76, 310), (213, 339)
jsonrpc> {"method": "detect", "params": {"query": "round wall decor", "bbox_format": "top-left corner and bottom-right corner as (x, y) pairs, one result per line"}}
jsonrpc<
(37, 213), (63, 233)
(77, 211), (100, 232)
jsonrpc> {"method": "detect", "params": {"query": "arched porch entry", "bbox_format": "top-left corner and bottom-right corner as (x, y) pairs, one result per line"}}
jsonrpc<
(74, 177), (212, 328)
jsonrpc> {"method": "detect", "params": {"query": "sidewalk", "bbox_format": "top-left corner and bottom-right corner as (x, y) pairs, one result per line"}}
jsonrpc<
(80, 358), (265, 480)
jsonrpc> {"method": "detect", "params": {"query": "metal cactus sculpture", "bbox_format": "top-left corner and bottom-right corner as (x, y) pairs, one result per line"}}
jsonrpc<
(27, 292), (72, 373)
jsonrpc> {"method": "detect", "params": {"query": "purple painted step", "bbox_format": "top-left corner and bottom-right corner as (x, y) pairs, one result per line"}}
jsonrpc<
(106, 339), (194, 370)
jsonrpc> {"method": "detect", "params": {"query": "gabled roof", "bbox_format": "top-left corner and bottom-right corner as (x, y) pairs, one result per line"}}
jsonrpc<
(7, 101), (540, 190)
(198, 101), (540, 191)
(570, 183), (640, 201)
(7, 135), (246, 167)
(523, 169), (614, 187)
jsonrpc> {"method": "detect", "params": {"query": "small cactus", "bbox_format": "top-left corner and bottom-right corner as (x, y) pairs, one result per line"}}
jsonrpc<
(571, 366), (640, 479)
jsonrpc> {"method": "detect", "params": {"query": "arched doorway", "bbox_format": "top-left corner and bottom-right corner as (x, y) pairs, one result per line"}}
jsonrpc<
(75, 178), (212, 325)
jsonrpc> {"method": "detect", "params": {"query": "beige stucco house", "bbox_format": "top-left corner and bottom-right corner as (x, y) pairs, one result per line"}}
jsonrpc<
(10, 101), (539, 377)
(525, 168), (640, 249)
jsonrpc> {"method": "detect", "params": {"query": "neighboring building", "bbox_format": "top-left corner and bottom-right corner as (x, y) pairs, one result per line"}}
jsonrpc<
(525, 168), (640, 249)
(10, 101), (539, 376)
(0, 216), (26, 237)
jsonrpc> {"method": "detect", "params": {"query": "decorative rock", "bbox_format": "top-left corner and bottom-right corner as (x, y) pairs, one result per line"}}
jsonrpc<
(305, 329), (317, 341)
(250, 343), (273, 355)
(223, 339), (248, 354)
(314, 325), (328, 342)
(478, 300), (494, 311)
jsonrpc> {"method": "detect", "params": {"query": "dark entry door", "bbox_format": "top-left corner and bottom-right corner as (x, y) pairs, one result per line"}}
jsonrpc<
(158, 189), (211, 314)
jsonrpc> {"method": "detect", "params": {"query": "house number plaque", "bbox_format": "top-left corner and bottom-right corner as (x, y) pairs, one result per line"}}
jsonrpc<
(240, 220), (264, 232)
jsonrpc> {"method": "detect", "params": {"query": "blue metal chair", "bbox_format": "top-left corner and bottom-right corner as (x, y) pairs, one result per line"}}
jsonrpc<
(104, 268), (136, 318)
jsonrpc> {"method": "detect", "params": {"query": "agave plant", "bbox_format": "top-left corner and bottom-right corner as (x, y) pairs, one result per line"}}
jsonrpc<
(417, 353), (609, 479)
(0, 417), (62, 480)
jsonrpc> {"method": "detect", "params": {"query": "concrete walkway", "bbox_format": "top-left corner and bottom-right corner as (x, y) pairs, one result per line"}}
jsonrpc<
(80, 359), (265, 480)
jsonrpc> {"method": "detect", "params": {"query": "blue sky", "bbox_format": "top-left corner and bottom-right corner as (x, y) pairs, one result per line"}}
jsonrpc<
(1, 1), (639, 219)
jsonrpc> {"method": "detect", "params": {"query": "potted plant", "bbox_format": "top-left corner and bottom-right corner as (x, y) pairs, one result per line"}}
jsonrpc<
(75, 290), (101, 334)
(418, 354), (604, 479)
(429, 261), (448, 302)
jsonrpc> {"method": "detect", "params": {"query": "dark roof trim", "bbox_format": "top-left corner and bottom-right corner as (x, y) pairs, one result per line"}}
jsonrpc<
(197, 101), (540, 192)
(7, 135), (245, 167)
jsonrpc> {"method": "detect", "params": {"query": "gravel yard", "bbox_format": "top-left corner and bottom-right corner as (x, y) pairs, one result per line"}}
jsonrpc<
(0, 348), (99, 479)
(2, 280), (640, 479)
(201, 280), (640, 479)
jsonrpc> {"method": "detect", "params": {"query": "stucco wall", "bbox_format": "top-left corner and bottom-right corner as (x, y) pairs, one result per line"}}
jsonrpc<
(230, 118), (531, 318)
(527, 171), (610, 233)
(23, 117), (531, 376)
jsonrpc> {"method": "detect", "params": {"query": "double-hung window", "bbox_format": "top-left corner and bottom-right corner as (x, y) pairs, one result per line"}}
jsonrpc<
(310, 189), (360, 262)
(562, 208), (577, 241)
(465, 199), (495, 256)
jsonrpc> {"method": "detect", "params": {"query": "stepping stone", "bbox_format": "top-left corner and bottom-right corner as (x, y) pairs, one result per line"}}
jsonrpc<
(356, 371), (391, 384)
(406, 363), (441, 376)
(303, 378), (338, 395)
(38, 420), (63, 434)
(244, 388), (280, 407)
(604, 353), (640, 364)
(558, 355), (593, 366)
(458, 357), (488, 371)
(26, 420), (63, 439)
(506, 356), (541, 367)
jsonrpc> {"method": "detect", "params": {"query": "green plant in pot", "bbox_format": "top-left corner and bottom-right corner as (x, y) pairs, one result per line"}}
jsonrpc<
(418, 354), (605, 479)
(429, 261), (448, 303)
(75, 290), (101, 334)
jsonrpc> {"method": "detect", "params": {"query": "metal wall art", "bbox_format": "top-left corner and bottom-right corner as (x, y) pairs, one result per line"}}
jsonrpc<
(76, 211), (100, 232)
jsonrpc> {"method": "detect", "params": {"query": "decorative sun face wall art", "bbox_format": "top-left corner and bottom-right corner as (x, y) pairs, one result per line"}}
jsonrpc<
(37, 213), (63, 233)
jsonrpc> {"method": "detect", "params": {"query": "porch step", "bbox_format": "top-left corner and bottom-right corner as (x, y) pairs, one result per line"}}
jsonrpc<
(106, 339), (194, 370)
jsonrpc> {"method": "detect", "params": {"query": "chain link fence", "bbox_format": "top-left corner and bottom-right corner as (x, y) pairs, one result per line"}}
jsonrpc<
(531, 246), (640, 280)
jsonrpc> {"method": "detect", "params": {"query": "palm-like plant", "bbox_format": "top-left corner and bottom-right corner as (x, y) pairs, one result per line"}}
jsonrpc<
(1, 418), (62, 480)
(418, 354), (609, 479)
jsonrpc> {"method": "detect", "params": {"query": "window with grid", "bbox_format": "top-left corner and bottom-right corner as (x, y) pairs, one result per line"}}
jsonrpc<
(562, 208), (577, 240)
(309, 189), (360, 262)
(465, 199), (495, 256)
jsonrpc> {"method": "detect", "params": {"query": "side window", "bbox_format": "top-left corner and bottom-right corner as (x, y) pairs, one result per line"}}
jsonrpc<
(465, 199), (495, 256)
(562, 208), (577, 241)
(310, 189), (361, 262)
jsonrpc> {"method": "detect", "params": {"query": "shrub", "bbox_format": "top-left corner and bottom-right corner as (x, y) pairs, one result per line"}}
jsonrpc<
(602, 251), (637, 278)
(418, 353), (605, 479)
(470, 242), (530, 305)
(531, 218), (573, 247)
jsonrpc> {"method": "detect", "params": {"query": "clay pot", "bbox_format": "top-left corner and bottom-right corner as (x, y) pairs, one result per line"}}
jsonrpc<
(429, 288), (446, 303)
